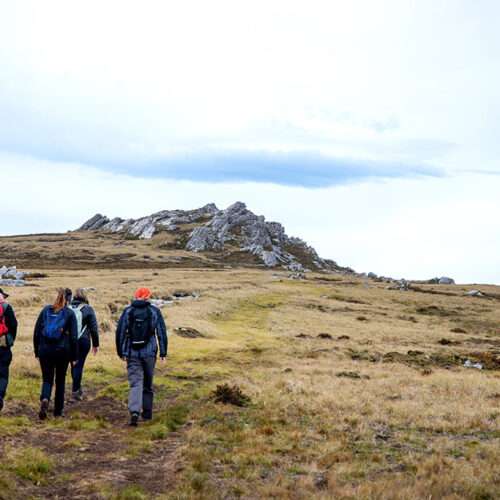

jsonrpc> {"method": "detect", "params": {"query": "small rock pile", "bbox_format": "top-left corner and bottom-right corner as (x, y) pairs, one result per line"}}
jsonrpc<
(0, 266), (26, 287)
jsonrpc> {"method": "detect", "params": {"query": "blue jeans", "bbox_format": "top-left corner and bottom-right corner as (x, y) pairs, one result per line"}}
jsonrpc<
(39, 353), (70, 415)
(71, 335), (91, 392)
(0, 347), (12, 399)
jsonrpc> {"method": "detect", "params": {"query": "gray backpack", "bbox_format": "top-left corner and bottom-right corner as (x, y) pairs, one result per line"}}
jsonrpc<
(70, 304), (88, 339)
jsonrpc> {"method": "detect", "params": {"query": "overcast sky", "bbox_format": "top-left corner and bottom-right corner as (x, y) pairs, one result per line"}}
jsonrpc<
(1, 1), (499, 283)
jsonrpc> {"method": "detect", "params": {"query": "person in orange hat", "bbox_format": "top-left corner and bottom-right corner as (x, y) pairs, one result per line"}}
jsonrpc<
(115, 287), (168, 426)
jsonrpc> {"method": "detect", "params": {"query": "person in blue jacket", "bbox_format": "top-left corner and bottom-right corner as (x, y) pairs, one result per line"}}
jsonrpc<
(116, 287), (167, 427)
(34, 288), (78, 419)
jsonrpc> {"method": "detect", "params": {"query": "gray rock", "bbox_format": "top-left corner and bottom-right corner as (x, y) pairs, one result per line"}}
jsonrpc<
(78, 202), (346, 271)
(0, 279), (26, 287)
(465, 289), (484, 297)
(438, 277), (455, 285)
(78, 204), (219, 240)
(367, 272), (378, 279)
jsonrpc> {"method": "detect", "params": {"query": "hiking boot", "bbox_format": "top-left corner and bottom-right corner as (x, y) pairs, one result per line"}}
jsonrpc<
(39, 399), (49, 420)
(129, 412), (139, 427)
(0, 398), (4, 412)
(141, 411), (152, 421)
(54, 411), (65, 418)
(72, 389), (83, 401)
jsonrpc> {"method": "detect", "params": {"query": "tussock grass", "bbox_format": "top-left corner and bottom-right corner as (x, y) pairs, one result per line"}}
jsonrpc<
(2, 267), (500, 498)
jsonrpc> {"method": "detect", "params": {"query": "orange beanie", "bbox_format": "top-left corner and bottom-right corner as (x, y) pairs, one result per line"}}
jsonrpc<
(134, 287), (152, 300)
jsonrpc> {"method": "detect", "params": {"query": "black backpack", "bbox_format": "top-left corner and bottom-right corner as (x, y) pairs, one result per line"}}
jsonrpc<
(128, 305), (154, 350)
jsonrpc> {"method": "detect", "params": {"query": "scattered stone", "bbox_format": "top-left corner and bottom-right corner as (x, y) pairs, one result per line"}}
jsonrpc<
(175, 327), (205, 339)
(212, 384), (251, 407)
(387, 279), (411, 291)
(421, 368), (433, 376)
(288, 272), (305, 280)
(465, 290), (484, 297)
(464, 359), (483, 370)
(356, 316), (368, 321)
(295, 333), (312, 339)
(450, 327), (467, 334)
(283, 367), (293, 373)
(337, 335), (350, 340)
(0, 279), (26, 287)
(150, 298), (174, 309)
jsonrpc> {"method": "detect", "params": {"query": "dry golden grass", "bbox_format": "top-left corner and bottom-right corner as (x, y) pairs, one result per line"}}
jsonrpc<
(1, 267), (499, 499)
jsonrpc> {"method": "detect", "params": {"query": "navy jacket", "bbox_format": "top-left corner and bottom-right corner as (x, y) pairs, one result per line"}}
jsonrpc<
(115, 300), (168, 359)
(70, 299), (100, 348)
(0, 303), (18, 348)
(33, 305), (79, 361)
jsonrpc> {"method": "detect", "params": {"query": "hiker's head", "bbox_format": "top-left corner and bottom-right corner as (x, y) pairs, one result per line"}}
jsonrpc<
(134, 287), (152, 301)
(0, 288), (9, 302)
(53, 288), (72, 312)
(73, 288), (89, 304)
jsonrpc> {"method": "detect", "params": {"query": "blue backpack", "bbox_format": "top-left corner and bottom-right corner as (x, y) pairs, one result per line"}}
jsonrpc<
(43, 307), (67, 341)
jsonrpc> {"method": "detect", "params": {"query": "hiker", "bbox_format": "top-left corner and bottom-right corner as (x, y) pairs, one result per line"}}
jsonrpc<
(34, 288), (78, 419)
(115, 287), (167, 426)
(0, 288), (18, 412)
(70, 288), (99, 401)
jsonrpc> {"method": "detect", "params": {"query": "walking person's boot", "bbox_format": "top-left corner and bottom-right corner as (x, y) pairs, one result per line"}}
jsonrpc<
(39, 399), (49, 420)
(129, 412), (139, 427)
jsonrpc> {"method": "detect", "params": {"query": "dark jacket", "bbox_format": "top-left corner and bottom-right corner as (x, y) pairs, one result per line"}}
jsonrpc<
(69, 299), (99, 348)
(33, 305), (78, 361)
(115, 300), (167, 359)
(0, 302), (18, 348)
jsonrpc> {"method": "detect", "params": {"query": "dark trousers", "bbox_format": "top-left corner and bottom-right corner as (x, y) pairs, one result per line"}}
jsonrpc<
(71, 335), (91, 392)
(127, 356), (156, 417)
(0, 347), (12, 399)
(39, 354), (70, 415)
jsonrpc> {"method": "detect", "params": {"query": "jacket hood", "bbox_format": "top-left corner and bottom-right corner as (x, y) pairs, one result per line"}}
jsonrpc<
(131, 299), (150, 308)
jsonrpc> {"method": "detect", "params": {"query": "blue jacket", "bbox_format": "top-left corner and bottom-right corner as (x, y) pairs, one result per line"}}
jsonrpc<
(33, 305), (79, 361)
(115, 300), (168, 359)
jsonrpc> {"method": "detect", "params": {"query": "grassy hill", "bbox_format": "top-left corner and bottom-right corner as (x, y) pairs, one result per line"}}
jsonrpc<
(0, 240), (498, 498)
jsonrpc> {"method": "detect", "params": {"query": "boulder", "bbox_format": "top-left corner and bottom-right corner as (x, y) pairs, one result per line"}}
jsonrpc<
(438, 277), (455, 285)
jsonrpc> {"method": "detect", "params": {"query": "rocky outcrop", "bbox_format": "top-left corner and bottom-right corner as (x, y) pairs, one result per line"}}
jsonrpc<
(78, 202), (343, 271)
(78, 204), (219, 240)
(185, 202), (331, 269)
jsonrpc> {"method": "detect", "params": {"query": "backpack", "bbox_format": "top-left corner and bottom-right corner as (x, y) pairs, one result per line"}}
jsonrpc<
(70, 304), (88, 339)
(43, 307), (67, 342)
(128, 305), (154, 350)
(0, 304), (8, 337)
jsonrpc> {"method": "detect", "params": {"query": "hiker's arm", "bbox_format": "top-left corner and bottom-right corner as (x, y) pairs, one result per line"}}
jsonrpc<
(33, 309), (44, 357)
(87, 306), (99, 348)
(68, 312), (79, 362)
(5, 305), (18, 342)
(156, 310), (168, 358)
(115, 310), (127, 358)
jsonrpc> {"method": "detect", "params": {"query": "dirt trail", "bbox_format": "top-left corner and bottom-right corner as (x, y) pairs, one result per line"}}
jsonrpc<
(1, 389), (185, 499)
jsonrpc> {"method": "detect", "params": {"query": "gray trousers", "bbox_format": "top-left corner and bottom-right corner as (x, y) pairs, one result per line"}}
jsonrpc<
(127, 356), (156, 416)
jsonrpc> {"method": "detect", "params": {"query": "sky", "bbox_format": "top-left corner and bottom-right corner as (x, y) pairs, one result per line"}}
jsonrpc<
(0, 1), (499, 283)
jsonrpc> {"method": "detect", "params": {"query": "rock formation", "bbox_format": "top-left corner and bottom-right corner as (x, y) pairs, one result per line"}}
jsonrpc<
(78, 202), (344, 271)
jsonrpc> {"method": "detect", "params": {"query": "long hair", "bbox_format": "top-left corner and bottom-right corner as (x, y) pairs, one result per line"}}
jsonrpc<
(52, 288), (66, 312)
(73, 288), (89, 304)
(52, 288), (72, 312)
